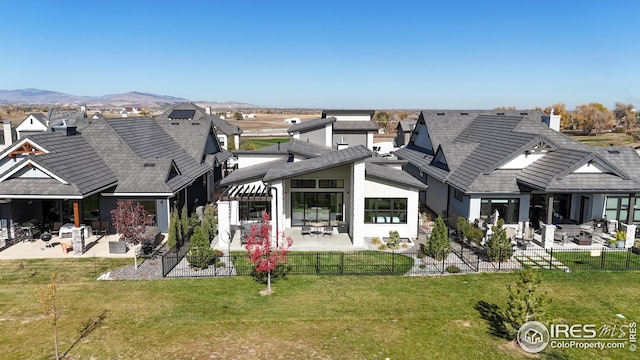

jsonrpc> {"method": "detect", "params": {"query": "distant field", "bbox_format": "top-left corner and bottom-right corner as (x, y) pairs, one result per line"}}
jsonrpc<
(570, 132), (640, 148)
(241, 137), (290, 149)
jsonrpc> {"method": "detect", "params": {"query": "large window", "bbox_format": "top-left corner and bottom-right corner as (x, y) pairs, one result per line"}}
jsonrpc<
(291, 192), (343, 226)
(364, 198), (407, 224)
(605, 196), (640, 222)
(480, 198), (520, 224)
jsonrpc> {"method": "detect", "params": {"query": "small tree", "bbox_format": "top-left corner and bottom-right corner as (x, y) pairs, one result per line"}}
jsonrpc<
(167, 207), (181, 252)
(245, 212), (293, 295)
(486, 219), (514, 262)
(37, 272), (60, 360)
(426, 216), (450, 260)
(110, 200), (153, 244)
(456, 216), (469, 241)
(502, 267), (550, 339)
(180, 204), (190, 240)
(186, 227), (216, 270)
(201, 205), (217, 242)
(227, 137), (236, 151)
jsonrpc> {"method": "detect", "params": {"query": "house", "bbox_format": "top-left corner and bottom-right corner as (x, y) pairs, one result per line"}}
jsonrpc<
(288, 110), (379, 151)
(0, 112), (230, 243)
(16, 109), (87, 139)
(156, 103), (243, 151)
(395, 119), (416, 147)
(283, 117), (300, 124)
(216, 111), (426, 249)
(16, 113), (48, 139)
(394, 110), (639, 248)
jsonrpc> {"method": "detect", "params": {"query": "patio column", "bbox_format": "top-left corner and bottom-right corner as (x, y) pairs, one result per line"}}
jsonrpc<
(73, 200), (80, 228)
(627, 194), (636, 226)
(622, 223), (636, 249)
(546, 194), (554, 225)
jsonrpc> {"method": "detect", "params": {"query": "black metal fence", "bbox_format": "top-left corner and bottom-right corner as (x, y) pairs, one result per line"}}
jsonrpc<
(161, 239), (190, 277)
(160, 245), (640, 278)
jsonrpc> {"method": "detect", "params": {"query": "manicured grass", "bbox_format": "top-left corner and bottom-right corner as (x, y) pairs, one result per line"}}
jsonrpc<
(1, 259), (638, 359)
(552, 249), (640, 270)
(231, 251), (415, 275)
(241, 137), (290, 149)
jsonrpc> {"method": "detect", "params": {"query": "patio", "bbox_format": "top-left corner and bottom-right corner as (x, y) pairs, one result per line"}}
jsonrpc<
(217, 225), (362, 252)
(0, 234), (138, 260)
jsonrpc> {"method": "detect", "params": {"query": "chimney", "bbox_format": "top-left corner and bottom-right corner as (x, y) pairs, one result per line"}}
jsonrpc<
(80, 104), (87, 114)
(541, 108), (561, 132)
(2, 121), (12, 147)
(205, 106), (212, 115)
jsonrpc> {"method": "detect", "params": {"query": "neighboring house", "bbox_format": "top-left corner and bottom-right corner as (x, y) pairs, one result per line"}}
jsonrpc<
(394, 110), (640, 247)
(16, 113), (48, 139)
(288, 110), (379, 151)
(216, 111), (426, 248)
(283, 117), (300, 124)
(0, 114), (230, 241)
(156, 103), (243, 151)
(395, 120), (416, 147)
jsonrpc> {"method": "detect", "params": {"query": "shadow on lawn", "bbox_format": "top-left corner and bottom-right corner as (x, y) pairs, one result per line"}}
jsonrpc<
(474, 300), (509, 339)
(61, 310), (108, 359)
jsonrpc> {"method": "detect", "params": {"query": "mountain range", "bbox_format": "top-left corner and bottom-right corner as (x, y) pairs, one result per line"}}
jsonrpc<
(0, 88), (256, 109)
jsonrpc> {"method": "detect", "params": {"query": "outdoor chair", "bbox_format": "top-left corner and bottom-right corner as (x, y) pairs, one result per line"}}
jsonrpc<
(91, 221), (101, 236)
(100, 221), (110, 236)
(51, 222), (62, 236)
(301, 226), (311, 237)
(323, 226), (333, 237)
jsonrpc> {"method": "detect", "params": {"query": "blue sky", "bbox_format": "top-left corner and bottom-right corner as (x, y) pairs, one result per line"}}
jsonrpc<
(1, 0), (638, 109)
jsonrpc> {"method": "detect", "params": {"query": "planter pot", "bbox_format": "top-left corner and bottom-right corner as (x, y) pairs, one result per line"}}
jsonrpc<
(617, 240), (626, 249)
(609, 242), (617, 249)
(632, 247), (640, 255)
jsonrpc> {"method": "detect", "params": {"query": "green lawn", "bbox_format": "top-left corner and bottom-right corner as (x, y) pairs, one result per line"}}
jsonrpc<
(232, 251), (415, 275)
(241, 137), (290, 149)
(552, 249), (640, 270)
(1, 259), (638, 359)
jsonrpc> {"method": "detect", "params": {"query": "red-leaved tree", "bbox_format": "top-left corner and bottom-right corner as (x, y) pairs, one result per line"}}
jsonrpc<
(244, 211), (293, 295)
(110, 200), (153, 244)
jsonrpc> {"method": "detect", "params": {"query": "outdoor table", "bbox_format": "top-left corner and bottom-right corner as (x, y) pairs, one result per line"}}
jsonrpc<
(309, 221), (327, 236)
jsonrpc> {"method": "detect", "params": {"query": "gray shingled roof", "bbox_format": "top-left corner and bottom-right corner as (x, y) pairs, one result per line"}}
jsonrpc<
(263, 145), (372, 182)
(47, 109), (85, 127)
(288, 117), (335, 133)
(365, 163), (427, 189)
(395, 109), (640, 194)
(0, 133), (117, 197)
(397, 120), (415, 132)
(156, 102), (242, 136)
(333, 121), (379, 131)
(219, 159), (288, 186)
(24, 113), (47, 126)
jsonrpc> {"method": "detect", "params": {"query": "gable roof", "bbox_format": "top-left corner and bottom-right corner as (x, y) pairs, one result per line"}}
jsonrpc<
(397, 120), (415, 132)
(365, 163), (427, 189)
(287, 117), (335, 134)
(395, 109), (640, 193)
(262, 145), (372, 182)
(156, 102), (242, 136)
(0, 133), (117, 198)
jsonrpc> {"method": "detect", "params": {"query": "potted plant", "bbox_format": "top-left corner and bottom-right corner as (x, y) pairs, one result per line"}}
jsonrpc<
(632, 240), (640, 255)
(614, 231), (627, 249)
(608, 238), (618, 249)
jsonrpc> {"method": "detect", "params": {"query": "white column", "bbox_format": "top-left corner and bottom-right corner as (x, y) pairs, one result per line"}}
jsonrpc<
(542, 223), (555, 249)
(217, 201), (231, 246)
(622, 223), (636, 249)
(351, 161), (366, 247)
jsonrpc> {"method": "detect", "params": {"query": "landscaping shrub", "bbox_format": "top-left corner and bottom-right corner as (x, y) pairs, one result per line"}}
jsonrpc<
(371, 237), (382, 245)
(446, 265), (460, 273)
(486, 220), (513, 262)
(425, 216), (450, 260)
(387, 230), (401, 250)
(502, 267), (549, 339)
(186, 227), (216, 270)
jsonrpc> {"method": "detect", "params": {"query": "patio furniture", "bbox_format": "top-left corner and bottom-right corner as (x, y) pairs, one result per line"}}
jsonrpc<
(91, 221), (101, 236)
(61, 242), (73, 254)
(100, 221), (110, 235)
(301, 226), (311, 237)
(323, 226), (333, 237)
(108, 241), (127, 254)
(51, 222), (62, 236)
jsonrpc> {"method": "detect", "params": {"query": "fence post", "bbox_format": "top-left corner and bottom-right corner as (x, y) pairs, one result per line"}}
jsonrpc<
(442, 251), (445, 274)
(498, 248), (502, 271)
(316, 252), (320, 275)
(549, 247), (553, 270)
(600, 249), (606, 269)
(341, 252), (344, 275)
(392, 251), (395, 273)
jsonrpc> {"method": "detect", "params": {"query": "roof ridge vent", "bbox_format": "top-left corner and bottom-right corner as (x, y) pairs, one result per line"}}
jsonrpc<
(143, 163), (156, 167)
(171, 122), (180, 125)
(460, 112), (468, 115)
(497, 112), (505, 115)
(436, 112), (445, 115)
(520, 112), (528, 115)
